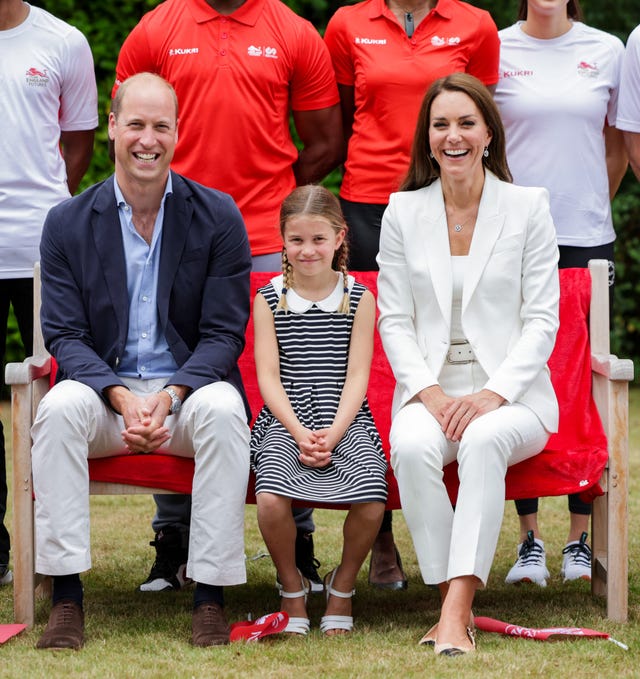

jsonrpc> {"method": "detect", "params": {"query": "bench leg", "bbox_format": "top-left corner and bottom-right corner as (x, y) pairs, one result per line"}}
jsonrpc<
(11, 386), (36, 628)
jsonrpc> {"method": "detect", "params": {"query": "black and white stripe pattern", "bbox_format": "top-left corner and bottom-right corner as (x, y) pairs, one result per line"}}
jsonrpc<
(251, 281), (388, 504)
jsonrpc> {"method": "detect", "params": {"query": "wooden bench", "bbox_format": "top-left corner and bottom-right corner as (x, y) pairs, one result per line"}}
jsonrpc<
(8, 260), (633, 627)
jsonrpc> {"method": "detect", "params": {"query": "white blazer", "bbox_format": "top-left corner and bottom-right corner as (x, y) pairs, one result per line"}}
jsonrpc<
(377, 171), (560, 433)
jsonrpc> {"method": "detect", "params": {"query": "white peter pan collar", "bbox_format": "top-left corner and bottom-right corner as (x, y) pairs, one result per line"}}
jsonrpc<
(270, 273), (355, 313)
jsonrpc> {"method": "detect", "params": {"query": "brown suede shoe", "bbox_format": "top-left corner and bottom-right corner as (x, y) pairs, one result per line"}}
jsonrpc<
(192, 602), (230, 646)
(36, 600), (84, 650)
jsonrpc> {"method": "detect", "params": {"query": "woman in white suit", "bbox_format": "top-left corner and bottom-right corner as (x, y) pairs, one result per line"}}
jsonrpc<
(377, 73), (560, 656)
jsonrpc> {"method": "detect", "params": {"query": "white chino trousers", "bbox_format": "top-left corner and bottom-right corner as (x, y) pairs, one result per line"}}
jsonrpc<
(390, 398), (549, 587)
(31, 378), (250, 586)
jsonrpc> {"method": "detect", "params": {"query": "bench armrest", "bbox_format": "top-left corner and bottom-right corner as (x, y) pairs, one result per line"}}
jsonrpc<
(591, 353), (634, 382)
(5, 354), (52, 386)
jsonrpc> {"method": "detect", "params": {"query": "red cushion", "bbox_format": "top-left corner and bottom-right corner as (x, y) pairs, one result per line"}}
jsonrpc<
(88, 269), (607, 508)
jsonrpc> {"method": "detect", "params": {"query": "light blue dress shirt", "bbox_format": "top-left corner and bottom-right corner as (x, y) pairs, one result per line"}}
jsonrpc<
(113, 175), (179, 379)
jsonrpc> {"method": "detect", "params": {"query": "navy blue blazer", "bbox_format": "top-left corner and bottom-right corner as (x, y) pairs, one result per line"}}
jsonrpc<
(39, 171), (252, 415)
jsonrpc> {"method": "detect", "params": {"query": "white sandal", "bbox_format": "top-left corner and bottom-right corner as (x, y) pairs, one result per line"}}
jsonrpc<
(278, 570), (310, 636)
(320, 567), (355, 635)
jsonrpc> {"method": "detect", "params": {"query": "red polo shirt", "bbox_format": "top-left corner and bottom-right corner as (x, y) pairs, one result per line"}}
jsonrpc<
(115, 0), (339, 255)
(325, 0), (499, 203)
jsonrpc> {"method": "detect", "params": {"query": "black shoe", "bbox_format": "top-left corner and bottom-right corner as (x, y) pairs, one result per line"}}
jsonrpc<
(0, 564), (12, 586)
(276, 531), (323, 594)
(138, 527), (192, 592)
(295, 531), (323, 594)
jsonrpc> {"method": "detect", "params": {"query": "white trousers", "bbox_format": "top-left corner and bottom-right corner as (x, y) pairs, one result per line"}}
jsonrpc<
(390, 399), (549, 586)
(31, 378), (250, 586)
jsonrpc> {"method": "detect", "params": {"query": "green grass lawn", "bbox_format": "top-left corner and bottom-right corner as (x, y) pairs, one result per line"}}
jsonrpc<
(0, 390), (638, 678)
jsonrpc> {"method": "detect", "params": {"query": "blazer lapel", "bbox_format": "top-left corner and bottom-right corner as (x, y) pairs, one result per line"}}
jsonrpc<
(420, 182), (452, 330)
(92, 177), (129, 335)
(157, 173), (192, 325)
(462, 172), (505, 313)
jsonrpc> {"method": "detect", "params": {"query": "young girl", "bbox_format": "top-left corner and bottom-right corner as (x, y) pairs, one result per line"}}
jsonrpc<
(251, 185), (387, 636)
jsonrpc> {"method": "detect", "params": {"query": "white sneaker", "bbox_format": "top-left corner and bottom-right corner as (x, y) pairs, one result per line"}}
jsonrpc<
(0, 566), (12, 585)
(505, 530), (550, 587)
(561, 532), (592, 582)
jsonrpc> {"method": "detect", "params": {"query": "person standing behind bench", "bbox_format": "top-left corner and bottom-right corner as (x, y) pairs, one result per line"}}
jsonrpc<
(495, 0), (627, 587)
(618, 24), (640, 180)
(114, 0), (344, 593)
(32, 73), (252, 650)
(323, 0), (500, 588)
(0, 0), (97, 588)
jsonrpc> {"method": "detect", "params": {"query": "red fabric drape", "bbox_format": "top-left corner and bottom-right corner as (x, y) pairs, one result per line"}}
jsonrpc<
(88, 268), (607, 508)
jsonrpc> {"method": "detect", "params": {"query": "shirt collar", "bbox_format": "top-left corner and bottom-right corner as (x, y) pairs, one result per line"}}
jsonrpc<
(187, 0), (263, 27)
(369, 0), (453, 21)
(113, 173), (173, 211)
(270, 273), (355, 313)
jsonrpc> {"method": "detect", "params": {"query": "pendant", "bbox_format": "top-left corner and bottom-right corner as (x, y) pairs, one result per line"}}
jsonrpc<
(404, 12), (415, 38)
(454, 224), (463, 232)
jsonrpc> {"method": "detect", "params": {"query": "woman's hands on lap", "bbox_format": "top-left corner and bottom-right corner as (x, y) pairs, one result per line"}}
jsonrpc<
(419, 385), (505, 441)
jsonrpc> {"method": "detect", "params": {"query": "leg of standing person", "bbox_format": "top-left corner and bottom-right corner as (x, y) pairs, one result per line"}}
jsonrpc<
(0, 277), (34, 585)
(505, 243), (614, 586)
(0, 280), (11, 584)
(140, 251), (324, 593)
(340, 197), (408, 589)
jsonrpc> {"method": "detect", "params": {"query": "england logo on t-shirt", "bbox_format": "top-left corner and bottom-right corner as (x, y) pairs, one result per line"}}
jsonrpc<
(25, 67), (49, 87)
(577, 61), (599, 78)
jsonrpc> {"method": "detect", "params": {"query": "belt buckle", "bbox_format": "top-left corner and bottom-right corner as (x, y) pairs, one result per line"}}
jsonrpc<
(446, 340), (475, 365)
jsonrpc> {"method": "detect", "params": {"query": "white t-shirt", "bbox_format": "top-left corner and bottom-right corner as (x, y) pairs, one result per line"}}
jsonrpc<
(617, 24), (640, 133)
(495, 22), (624, 248)
(0, 4), (98, 278)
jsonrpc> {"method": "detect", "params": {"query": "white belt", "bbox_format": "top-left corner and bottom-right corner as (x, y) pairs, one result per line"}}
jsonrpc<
(446, 340), (475, 364)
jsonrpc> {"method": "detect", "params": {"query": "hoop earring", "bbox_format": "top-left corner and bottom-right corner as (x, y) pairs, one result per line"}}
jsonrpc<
(483, 147), (489, 158)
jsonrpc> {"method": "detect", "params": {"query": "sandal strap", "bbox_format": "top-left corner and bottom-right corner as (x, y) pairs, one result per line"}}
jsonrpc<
(277, 569), (309, 600)
(280, 588), (307, 599)
(320, 614), (354, 633)
(466, 626), (476, 648)
(284, 617), (310, 635)
(324, 567), (355, 600)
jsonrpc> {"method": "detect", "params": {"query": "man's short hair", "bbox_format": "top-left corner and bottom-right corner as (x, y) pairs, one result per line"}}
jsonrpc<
(112, 72), (179, 120)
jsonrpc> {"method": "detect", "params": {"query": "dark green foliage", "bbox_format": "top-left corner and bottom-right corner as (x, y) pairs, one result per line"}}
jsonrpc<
(12, 1), (639, 374)
(33, 1), (162, 191)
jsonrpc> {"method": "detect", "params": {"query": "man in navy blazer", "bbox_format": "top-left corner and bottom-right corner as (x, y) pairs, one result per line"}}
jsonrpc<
(32, 73), (252, 650)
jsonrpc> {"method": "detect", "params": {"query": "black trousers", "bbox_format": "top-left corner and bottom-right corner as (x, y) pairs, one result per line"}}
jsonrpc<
(0, 278), (34, 564)
(339, 198), (386, 272)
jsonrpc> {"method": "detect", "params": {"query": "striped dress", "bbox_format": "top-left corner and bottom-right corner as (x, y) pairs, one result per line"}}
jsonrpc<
(250, 274), (388, 504)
